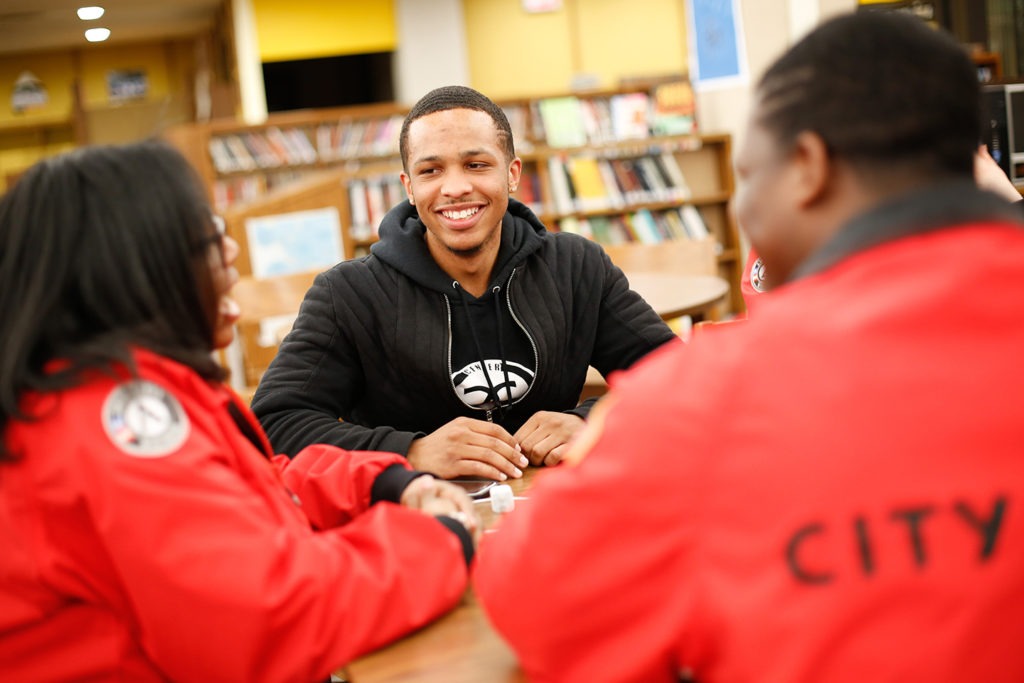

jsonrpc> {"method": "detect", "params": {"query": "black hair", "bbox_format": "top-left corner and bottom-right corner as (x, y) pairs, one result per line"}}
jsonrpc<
(756, 11), (979, 179)
(399, 85), (515, 171)
(0, 140), (226, 459)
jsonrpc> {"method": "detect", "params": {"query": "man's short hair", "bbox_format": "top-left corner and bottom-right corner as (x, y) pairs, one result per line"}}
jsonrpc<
(757, 12), (979, 178)
(399, 85), (515, 170)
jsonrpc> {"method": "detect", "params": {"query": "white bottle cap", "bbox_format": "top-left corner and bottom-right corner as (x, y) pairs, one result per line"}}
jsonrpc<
(490, 483), (515, 513)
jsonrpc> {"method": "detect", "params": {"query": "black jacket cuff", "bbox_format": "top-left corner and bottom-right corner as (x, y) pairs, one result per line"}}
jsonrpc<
(435, 515), (475, 567)
(567, 397), (598, 420)
(371, 464), (429, 505)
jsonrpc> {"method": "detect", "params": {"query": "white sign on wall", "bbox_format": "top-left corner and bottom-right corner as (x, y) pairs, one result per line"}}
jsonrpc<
(245, 206), (344, 279)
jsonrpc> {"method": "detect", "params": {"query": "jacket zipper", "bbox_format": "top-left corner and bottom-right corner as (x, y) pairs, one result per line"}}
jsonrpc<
(445, 283), (495, 422)
(504, 268), (539, 405)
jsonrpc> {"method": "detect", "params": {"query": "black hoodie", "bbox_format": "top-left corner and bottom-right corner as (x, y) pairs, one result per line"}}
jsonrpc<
(252, 199), (676, 458)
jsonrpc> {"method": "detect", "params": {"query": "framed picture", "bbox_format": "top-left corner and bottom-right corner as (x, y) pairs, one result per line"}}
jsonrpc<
(245, 206), (344, 278)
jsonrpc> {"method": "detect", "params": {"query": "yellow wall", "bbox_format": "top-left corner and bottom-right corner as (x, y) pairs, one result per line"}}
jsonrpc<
(463, 0), (688, 99)
(0, 51), (77, 126)
(577, 0), (687, 86)
(78, 43), (174, 108)
(463, 0), (575, 99)
(0, 41), (195, 192)
(254, 0), (396, 63)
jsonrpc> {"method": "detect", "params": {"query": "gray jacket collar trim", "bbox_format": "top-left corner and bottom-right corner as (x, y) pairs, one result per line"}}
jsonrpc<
(791, 181), (1023, 283)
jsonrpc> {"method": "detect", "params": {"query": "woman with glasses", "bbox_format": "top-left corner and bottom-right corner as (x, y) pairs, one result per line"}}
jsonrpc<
(0, 141), (478, 682)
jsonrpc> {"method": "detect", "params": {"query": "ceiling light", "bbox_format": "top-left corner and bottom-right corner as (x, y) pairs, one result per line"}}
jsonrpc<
(84, 27), (111, 42)
(77, 6), (105, 20)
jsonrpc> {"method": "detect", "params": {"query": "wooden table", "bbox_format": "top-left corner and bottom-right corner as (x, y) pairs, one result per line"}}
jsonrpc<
(626, 271), (729, 322)
(341, 471), (540, 683)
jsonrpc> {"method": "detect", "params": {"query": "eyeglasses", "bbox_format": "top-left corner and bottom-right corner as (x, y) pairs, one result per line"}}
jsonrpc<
(193, 214), (226, 256)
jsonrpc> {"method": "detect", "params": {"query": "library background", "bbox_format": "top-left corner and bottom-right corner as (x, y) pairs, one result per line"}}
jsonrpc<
(1, 0), (1019, 387)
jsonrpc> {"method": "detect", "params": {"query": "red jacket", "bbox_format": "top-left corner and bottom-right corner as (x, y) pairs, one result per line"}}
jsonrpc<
(475, 187), (1024, 682)
(0, 349), (469, 682)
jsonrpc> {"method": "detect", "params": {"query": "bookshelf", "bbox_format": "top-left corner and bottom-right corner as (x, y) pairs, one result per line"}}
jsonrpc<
(164, 83), (744, 314)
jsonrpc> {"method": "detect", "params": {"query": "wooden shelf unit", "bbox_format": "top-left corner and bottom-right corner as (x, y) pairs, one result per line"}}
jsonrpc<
(164, 85), (745, 315)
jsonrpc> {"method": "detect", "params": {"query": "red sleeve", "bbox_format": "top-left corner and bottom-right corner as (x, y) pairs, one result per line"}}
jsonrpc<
(51, 378), (468, 682)
(272, 446), (408, 530)
(473, 350), (708, 683)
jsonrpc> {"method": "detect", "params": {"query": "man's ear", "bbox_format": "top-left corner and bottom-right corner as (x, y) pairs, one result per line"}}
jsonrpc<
(790, 131), (830, 208)
(400, 172), (414, 205)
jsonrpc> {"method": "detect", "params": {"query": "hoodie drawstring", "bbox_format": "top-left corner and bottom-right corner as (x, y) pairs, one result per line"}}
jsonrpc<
(453, 281), (509, 422)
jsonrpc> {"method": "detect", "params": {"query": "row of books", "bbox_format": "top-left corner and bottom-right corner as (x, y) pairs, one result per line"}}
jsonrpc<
(316, 115), (404, 162)
(546, 151), (692, 214)
(511, 167), (544, 216)
(205, 83), (698, 179)
(348, 174), (407, 240)
(208, 127), (318, 174)
(211, 170), (305, 211)
(558, 206), (711, 246)
(532, 82), (697, 148)
(502, 104), (534, 154)
(208, 117), (407, 176)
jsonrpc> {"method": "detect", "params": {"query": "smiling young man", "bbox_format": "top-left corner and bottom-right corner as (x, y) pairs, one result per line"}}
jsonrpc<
(252, 85), (675, 480)
(475, 13), (1024, 683)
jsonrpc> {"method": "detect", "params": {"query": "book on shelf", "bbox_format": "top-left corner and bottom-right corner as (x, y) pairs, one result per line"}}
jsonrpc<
(678, 205), (711, 240)
(514, 165), (544, 215)
(365, 180), (387, 236)
(596, 158), (625, 209)
(208, 137), (238, 173)
(359, 119), (383, 157)
(558, 215), (593, 240)
(658, 152), (692, 199)
(587, 215), (616, 245)
(371, 115), (403, 157)
(537, 96), (588, 148)
(264, 127), (296, 165)
(650, 210), (676, 241)
(628, 156), (660, 202)
(243, 132), (282, 169)
(547, 156), (576, 214)
(348, 179), (372, 239)
(586, 98), (617, 145)
(213, 176), (265, 210)
(565, 156), (611, 211)
(629, 208), (663, 244)
(661, 208), (690, 240)
(609, 92), (650, 140)
(649, 80), (698, 136)
(224, 135), (258, 171)
(502, 104), (533, 153)
(341, 121), (368, 159)
(635, 156), (672, 202)
(608, 158), (644, 204)
(315, 124), (335, 161)
(286, 128), (318, 165)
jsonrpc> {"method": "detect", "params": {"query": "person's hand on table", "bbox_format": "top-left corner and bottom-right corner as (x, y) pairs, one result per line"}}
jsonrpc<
(975, 144), (1022, 202)
(407, 416), (528, 481)
(401, 475), (482, 542)
(514, 411), (585, 467)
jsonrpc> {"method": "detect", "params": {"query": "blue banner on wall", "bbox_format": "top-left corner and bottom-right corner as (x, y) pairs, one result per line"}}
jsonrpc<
(687, 0), (748, 90)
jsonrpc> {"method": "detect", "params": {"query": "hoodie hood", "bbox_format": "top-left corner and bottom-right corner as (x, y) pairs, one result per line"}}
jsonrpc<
(371, 198), (548, 294)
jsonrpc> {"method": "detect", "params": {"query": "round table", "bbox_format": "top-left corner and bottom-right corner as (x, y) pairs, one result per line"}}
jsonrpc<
(624, 271), (730, 321)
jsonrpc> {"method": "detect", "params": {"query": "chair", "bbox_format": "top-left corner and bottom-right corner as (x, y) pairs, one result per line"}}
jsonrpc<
(226, 269), (322, 400)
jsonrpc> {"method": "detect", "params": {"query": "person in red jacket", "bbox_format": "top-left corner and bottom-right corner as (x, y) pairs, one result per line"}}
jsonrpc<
(475, 12), (1024, 683)
(0, 141), (479, 682)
